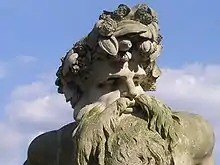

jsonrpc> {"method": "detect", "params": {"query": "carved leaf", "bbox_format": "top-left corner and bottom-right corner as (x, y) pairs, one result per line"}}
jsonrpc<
(98, 36), (119, 56)
(139, 30), (153, 39)
(148, 23), (159, 42)
(117, 19), (142, 26)
(149, 44), (162, 62)
(114, 20), (149, 37)
(152, 62), (161, 78)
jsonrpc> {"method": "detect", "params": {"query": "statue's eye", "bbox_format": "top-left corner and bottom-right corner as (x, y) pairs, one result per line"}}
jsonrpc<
(133, 75), (145, 86)
(133, 76), (140, 86)
(106, 77), (120, 85)
(98, 77), (120, 88)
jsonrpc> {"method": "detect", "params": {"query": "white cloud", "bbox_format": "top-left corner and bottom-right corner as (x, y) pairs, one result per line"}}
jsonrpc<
(0, 74), (73, 165)
(5, 76), (73, 130)
(154, 63), (220, 117)
(0, 63), (219, 165)
(6, 94), (72, 128)
(0, 123), (23, 152)
(0, 122), (26, 165)
(10, 82), (51, 100)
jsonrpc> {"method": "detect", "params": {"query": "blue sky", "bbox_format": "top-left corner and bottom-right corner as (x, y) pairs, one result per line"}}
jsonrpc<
(0, 0), (219, 164)
(0, 0), (219, 98)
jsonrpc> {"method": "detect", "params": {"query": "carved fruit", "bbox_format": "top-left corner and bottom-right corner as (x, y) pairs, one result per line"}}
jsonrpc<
(119, 39), (132, 51)
(139, 40), (151, 54)
(139, 41), (158, 58)
(98, 36), (119, 56)
(121, 51), (132, 62)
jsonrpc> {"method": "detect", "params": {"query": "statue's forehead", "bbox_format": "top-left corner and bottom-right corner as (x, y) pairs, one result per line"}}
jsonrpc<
(91, 58), (144, 76)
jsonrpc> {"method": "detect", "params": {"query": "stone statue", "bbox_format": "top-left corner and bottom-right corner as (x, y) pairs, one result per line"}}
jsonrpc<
(24, 4), (215, 165)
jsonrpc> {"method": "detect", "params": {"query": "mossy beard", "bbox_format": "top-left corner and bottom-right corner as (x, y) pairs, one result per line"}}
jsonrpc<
(73, 94), (179, 165)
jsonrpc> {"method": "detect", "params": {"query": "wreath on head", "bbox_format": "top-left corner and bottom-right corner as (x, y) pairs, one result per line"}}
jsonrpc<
(55, 4), (163, 97)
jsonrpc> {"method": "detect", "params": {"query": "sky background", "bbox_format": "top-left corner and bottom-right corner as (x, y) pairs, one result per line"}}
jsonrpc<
(0, 0), (219, 164)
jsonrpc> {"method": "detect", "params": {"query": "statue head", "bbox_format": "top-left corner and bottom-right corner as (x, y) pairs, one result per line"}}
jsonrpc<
(55, 4), (163, 120)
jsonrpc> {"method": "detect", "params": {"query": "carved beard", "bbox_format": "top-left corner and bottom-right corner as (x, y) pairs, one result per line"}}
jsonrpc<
(72, 95), (176, 165)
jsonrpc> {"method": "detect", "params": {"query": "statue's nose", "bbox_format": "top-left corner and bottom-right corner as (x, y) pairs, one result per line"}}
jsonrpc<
(125, 78), (139, 99)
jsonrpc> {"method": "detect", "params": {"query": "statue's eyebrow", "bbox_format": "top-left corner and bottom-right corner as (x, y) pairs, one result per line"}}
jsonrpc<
(106, 75), (124, 81)
(107, 77), (120, 80)
(133, 66), (146, 77)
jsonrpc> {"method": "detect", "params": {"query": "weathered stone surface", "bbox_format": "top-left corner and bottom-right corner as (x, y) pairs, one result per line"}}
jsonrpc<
(24, 3), (215, 165)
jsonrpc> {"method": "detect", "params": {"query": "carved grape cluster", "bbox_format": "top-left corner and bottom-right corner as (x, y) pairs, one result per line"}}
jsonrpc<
(112, 4), (131, 20)
(72, 41), (91, 73)
(134, 5), (153, 25)
(96, 17), (117, 37)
